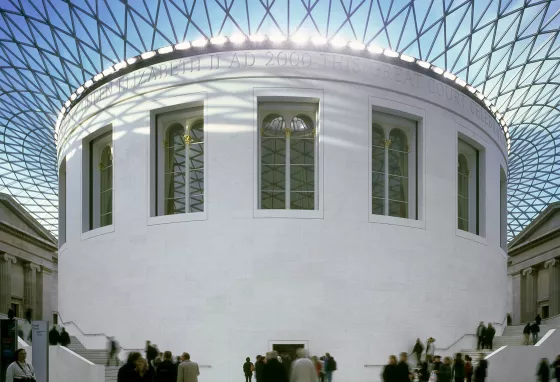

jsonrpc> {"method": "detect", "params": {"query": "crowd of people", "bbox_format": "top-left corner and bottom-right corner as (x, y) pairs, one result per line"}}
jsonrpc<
(48, 326), (71, 346)
(475, 322), (496, 350)
(523, 314), (543, 345)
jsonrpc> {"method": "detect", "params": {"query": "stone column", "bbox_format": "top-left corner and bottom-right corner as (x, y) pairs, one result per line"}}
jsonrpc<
(546, 259), (560, 316)
(0, 254), (17, 314)
(512, 272), (522, 324)
(523, 267), (537, 322)
(24, 263), (40, 318)
(35, 265), (43, 320)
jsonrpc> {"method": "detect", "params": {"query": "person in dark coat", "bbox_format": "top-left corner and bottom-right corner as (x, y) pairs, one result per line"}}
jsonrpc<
(531, 321), (541, 344)
(552, 355), (560, 381)
(118, 352), (142, 382)
(59, 327), (71, 346)
(396, 353), (413, 382)
(453, 353), (464, 382)
(261, 351), (288, 382)
(474, 357), (488, 382)
(536, 314), (542, 325)
(417, 362), (430, 382)
(537, 358), (550, 382)
(464, 355), (473, 382)
(485, 323), (496, 350)
(255, 355), (265, 382)
(243, 357), (254, 382)
(437, 357), (452, 382)
(476, 322), (486, 350)
(381, 355), (397, 382)
(132, 358), (155, 382)
(48, 326), (60, 345)
(411, 338), (424, 366)
(145, 341), (158, 366)
(524, 322), (532, 345)
(156, 351), (177, 382)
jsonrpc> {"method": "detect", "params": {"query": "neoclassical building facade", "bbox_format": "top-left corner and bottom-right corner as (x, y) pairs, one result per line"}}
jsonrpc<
(0, 192), (58, 322)
(509, 202), (560, 324)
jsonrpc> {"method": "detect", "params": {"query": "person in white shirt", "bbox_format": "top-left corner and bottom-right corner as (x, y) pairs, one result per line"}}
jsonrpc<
(6, 348), (36, 382)
(291, 348), (317, 382)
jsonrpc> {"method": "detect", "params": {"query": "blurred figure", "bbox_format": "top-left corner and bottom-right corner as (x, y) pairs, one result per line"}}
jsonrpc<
(381, 355), (397, 382)
(485, 323), (495, 350)
(416, 361), (429, 382)
(476, 322), (486, 350)
(175, 356), (182, 366)
(506, 313), (512, 326)
(324, 353), (336, 382)
(531, 321), (541, 344)
(537, 358), (550, 382)
(290, 348), (317, 382)
(25, 308), (32, 324)
(156, 351), (177, 382)
(134, 357), (155, 381)
(256, 355), (265, 382)
(474, 355), (488, 382)
(430, 355), (442, 375)
(244, 357), (255, 382)
(523, 322), (532, 345)
(311, 356), (321, 380)
(154, 352), (163, 368)
(117, 351), (142, 382)
(536, 313), (542, 325)
(464, 355), (473, 382)
(262, 351), (288, 382)
(453, 353), (464, 382)
(48, 326), (60, 345)
(319, 356), (326, 382)
(552, 355), (560, 381)
(425, 338), (435, 363)
(177, 352), (199, 382)
(145, 341), (158, 366)
(411, 338), (424, 366)
(437, 357), (452, 382)
(396, 352), (413, 382)
(107, 336), (120, 366)
(59, 327), (71, 347)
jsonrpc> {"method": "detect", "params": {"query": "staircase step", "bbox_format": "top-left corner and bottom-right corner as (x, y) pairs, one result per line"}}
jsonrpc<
(105, 366), (119, 382)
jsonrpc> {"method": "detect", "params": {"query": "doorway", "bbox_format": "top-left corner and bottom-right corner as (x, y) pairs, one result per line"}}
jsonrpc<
(542, 305), (549, 319)
(272, 343), (306, 362)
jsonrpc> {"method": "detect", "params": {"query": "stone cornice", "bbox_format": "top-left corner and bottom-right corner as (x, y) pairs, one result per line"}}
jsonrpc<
(0, 220), (57, 252)
(2, 253), (16, 263)
(508, 227), (560, 256)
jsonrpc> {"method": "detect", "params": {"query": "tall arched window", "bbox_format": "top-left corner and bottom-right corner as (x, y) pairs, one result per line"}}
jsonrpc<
(99, 145), (113, 227)
(164, 124), (186, 215)
(388, 129), (408, 218)
(156, 108), (204, 216)
(458, 154), (469, 231)
(371, 125), (385, 215)
(371, 111), (417, 220)
(259, 103), (318, 210)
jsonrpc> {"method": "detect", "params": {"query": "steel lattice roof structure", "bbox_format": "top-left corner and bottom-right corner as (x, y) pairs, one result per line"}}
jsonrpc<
(0, 0), (559, 240)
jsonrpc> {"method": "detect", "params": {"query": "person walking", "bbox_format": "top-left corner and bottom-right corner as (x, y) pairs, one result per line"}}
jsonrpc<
(523, 322), (532, 345)
(156, 351), (177, 382)
(417, 362), (430, 382)
(324, 353), (336, 382)
(537, 358), (550, 382)
(552, 355), (560, 381)
(290, 348), (317, 382)
(464, 355), (473, 382)
(425, 338), (435, 364)
(381, 355), (397, 382)
(107, 337), (120, 366)
(5, 348), (36, 382)
(485, 323), (496, 350)
(411, 338), (424, 366)
(118, 352), (142, 382)
(396, 353), (413, 382)
(311, 356), (321, 381)
(133, 357), (155, 381)
(145, 341), (158, 367)
(244, 357), (255, 382)
(49, 326), (60, 345)
(262, 351), (288, 382)
(59, 327), (71, 346)
(531, 321), (541, 344)
(476, 322), (486, 350)
(536, 313), (542, 325)
(177, 353), (200, 382)
(474, 356), (488, 382)
(319, 356), (325, 382)
(437, 357), (452, 382)
(256, 355), (265, 382)
(453, 353), (465, 382)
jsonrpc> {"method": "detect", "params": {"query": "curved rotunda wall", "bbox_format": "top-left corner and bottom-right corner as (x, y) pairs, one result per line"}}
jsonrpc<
(57, 49), (507, 382)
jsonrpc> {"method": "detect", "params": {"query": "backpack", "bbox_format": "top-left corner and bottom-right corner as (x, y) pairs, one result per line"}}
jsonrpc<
(329, 358), (337, 371)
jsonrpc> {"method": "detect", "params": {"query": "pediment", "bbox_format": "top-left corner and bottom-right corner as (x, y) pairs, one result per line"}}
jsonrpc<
(0, 193), (56, 245)
(510, 203), (560, 250)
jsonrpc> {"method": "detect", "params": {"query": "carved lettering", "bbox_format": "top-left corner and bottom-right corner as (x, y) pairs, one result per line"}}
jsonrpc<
(229, 53), (240, 68)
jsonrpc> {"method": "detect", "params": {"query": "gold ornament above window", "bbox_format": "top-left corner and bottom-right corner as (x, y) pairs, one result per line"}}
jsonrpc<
(383, 139), (392, 148)
(184, 134), (192, 146)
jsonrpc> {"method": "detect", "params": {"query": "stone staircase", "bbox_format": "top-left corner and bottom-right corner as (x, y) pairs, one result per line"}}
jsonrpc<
(459, 324), (552, 361)
(65, 336), (118, 382)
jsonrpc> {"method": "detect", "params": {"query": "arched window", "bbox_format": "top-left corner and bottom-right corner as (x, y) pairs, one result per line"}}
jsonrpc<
(371, 111), (417, 220)
(259, 103), (318, 211)
(388, 128), (408, 218)
(155, 107), (204, 216)
(290, 115), (314, 210)
(371, 125), (385, 215)
(164, 124), (186, 215)
(99, 145), (113, 227)
(261, 114), (287, 209)
(457, 153), (469, 231)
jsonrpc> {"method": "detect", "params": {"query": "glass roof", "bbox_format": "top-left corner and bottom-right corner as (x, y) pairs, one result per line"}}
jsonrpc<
(0, 0), (559, 240)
